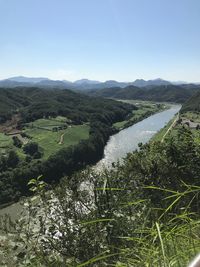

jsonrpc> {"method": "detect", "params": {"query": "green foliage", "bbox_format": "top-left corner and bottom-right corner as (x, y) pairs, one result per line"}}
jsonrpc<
(0, 150), (19, 171)
(12, 135), (23, 148)
(113, 102), (164, 130)
(28, 175), (46, 194)
(181, 91), (200, 113)
(0, 87), (133, 124)
(7, 150), (19, 168)
(23, 142), (43, 159)
(1, 126), (200, 266)
(25, 124), (90, 159)
(0, 86), (134, 204)
(89, 84), (200, 103)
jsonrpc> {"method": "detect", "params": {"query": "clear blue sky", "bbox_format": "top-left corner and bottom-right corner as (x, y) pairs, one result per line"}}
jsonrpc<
(0, 0), (200, 82)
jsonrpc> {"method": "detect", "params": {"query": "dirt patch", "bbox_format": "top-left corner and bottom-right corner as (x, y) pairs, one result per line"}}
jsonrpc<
(59, 133), (65, 145)
(0, 114), (21, 134)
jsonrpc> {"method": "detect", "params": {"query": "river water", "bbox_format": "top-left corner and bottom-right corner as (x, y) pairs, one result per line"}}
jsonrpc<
(95, 105), (181, 170)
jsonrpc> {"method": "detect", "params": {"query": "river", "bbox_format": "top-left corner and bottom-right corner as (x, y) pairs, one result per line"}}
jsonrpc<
(95, 104), (181, 170)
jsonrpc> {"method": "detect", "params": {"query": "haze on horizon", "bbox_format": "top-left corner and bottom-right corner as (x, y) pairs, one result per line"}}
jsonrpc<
(0, 0), (200, 83)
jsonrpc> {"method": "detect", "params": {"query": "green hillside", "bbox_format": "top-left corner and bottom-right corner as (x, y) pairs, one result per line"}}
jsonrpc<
(0, 87), (137, 204)
(181, 91), (200, 112)
(88, 84), (200, 103)
(0, 87), (134, 124)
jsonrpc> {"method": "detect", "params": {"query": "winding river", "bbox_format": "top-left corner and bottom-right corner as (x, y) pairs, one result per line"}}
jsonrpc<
(95, 105), (181, 170)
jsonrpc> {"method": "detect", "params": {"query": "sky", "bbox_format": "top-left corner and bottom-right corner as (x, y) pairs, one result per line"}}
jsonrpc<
(0, 0), (200, 82)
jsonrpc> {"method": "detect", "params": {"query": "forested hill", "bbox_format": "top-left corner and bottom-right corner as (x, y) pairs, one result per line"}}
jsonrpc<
(87, 84), (200, 103)
(0, 87), (134, 123)
(0, 87), (135, 204)
(181, 91), (200, 112)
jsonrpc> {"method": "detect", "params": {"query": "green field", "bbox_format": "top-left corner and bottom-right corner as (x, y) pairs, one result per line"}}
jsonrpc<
(0, 133), (13, 149)
(26, 117), (68, 131)
(0, 116), (90, 159)
(0, 133), (13, 155)
(25, 124), (90, 159)
(0, 133), (26, 158)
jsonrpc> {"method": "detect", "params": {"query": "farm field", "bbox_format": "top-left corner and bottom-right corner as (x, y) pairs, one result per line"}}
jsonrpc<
(25, 124), (90, 159)
(26, 116), (69, 131)
(0, 116), (90, 159)
(0, 133), (13, 155)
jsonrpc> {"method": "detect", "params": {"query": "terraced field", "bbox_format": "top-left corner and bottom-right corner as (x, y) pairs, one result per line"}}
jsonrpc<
(0, 116), (90, 159)
(25, 124), (89, 159)
(0, 133), (13, 155)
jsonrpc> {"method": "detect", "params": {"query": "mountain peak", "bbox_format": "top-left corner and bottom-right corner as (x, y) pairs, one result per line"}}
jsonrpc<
(7, 76), (49, 83)
(74, 79), (100, 85)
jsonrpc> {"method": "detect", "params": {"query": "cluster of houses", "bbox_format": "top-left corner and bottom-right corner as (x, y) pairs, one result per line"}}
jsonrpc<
(179, 118), (200, 130)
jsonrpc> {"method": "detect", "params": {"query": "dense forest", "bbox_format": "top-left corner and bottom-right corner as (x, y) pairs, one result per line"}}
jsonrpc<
(0, 87), (134, 123)
(88, 84), (200, 103)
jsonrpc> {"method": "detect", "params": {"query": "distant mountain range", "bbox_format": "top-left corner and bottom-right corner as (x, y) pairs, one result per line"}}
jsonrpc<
(7, 76), (49, 83)
(0, 76), (194, 90)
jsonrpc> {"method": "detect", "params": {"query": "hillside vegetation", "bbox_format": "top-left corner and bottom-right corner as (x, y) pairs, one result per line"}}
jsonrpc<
(88, 84), (200, 103)
(0, 87), (137, 204)
(0, 87), (134, 123)
(1, 124), (200, 266)
(181, 91), (200, 112)
(2, 87), (200, 266)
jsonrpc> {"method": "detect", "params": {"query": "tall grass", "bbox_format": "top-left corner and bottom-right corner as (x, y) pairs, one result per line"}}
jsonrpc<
(1, 177), (200, 266)
(78, 183), (200, 267)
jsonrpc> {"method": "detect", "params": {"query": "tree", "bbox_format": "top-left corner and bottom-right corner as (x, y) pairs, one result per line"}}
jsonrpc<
(23, 142), (39, 157)
(12, 136), (23, 148)
(7, 150), (19, 168)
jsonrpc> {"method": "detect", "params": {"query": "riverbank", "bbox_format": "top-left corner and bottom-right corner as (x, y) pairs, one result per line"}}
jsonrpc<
(96, 104), (181, 170)
(113, 101), (168, 130)
(152, 109), (200, 144)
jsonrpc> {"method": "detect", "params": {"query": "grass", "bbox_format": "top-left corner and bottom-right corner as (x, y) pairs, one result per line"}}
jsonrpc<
(0, 133), (14, 156)
(26, 117), (67, 131)
(153, 111), (200, 143)
(0, 133), (13, 149)
(113, 120), (128, 129)
(0, 116), (90, 159)
(25, 124), (90, 159)
(0, 133), (27, 159)
(152, 121), (183, 143)
(180, 112), (200, 145)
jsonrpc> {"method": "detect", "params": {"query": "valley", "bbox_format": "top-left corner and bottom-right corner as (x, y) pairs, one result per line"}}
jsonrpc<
(0, 85), (200, 267)
(0, 87), (167, 207)
(1, 0), (200, 265)
(0, 100), (164, 161)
